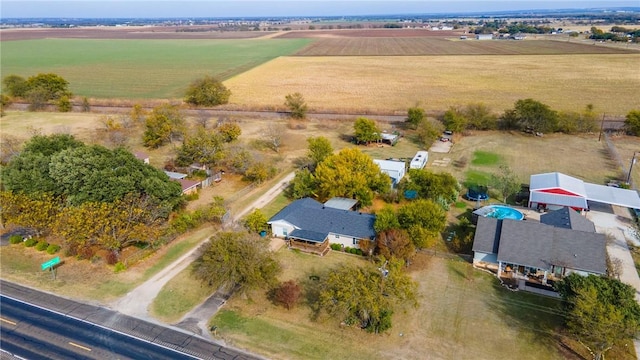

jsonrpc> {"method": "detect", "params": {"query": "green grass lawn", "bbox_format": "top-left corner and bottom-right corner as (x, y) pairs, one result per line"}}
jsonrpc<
(150, 264), (212, 323)
(0, 38), (311, 99)
(471, 150), (501, 166)
(258, 193), (291, 219)
(464, 169), (493, 188)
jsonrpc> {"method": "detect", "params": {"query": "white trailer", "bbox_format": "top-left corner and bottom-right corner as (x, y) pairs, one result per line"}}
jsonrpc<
(410, 151), (429, 169)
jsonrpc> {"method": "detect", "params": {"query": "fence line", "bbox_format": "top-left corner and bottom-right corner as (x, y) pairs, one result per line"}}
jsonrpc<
(603, 133), (636, 188)
(418, 248), (472, 262)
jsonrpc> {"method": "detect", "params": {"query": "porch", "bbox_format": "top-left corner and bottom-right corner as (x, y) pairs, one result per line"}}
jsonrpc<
(287, 238), (330, 256)
(499, 262), (563, 288)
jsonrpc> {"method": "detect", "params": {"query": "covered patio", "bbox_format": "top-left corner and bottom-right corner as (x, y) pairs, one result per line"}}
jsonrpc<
(287, 229), (330, 256)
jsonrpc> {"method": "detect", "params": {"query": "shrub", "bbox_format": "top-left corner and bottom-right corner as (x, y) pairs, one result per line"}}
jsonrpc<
(35, 240), (49, 251)
(46, 244), (61, 254)
(114, 262), (126, 273)
(349, 248), (358, 254)
(273, 280), (302, 310)
(23, 238), (37, 247)
(57, 96), (72, 112)
(105, 251), (119, 265)
(330, 243), (342, 251)
(356, 249), (363, 256)
(9, 235), (23, 244)
(344, 246), (352, 253)
(184, 76), (231, 106)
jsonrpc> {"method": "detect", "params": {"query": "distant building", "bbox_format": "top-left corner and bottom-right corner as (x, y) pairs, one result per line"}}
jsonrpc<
(476, 34), (493, 40)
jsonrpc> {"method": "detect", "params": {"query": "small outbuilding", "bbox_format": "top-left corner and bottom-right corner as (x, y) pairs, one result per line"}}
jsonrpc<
(373, 159), (406, 187)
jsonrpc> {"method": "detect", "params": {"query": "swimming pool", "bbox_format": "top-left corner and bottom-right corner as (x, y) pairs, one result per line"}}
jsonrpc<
(474, 205), (525, 221)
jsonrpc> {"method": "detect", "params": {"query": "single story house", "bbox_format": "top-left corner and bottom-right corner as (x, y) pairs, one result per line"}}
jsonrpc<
(268, 198), (376, 256)
(476, 34), (493, 40)
(177, 178), (200, 195)
(528, 172), (640, 211)
(373, 159), (406, 187)
(473, 207), (606, 291)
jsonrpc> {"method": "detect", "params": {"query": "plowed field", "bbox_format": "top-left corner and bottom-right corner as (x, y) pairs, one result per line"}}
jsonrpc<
(294, 37), (637, 56)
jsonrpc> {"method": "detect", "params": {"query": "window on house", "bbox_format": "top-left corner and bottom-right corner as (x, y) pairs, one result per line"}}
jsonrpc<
(353, 238), (359, 245)
(335, 235), (340, 238)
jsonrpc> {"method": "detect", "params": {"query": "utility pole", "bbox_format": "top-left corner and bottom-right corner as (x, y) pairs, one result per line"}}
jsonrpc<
(627, 151), (638, 185)
(598, 113), (605, 142)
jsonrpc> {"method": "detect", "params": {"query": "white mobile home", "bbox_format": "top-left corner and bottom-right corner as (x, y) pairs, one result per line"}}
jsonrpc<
(373, 159), (406, 187)
(410, 151), (429, 169)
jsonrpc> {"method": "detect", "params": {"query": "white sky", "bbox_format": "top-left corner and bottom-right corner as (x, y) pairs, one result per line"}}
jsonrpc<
(3, 1), (639, 18)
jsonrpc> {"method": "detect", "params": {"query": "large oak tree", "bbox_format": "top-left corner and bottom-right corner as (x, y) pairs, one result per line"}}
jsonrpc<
(314, 147), (390, 206)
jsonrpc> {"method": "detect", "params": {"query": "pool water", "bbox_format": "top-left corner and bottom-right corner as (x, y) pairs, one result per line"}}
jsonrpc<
(484, 205), (524, 220)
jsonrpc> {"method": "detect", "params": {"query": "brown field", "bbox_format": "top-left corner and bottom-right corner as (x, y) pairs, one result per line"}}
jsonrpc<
(294, 37), (636, 56)
(225, 54), (640, 116)
(275, 28), (463, 38)
(0, 27), (275, 41)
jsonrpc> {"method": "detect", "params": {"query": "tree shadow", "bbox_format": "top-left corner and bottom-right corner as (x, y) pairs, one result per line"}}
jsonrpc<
(443, 209), (475, 254)
(488, 279), (572, 357)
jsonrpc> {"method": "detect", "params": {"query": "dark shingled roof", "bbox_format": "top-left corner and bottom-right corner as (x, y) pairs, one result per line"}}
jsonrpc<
(289, 229), (329, 243)
(472, 217), (502, 254)
(540, 207), (596, 233)
(473, 217), (606, 274)
(268, 198), (376, 240)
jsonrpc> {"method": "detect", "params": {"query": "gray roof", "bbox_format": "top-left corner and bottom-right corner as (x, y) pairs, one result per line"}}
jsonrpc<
(268, 198), (376, 240)
(472, 217), (501, 254)
(473, 218), (606, 274)
(289, 229), (329, 243)
(324, 197), (358, 210)
(540, 207), (595, 232)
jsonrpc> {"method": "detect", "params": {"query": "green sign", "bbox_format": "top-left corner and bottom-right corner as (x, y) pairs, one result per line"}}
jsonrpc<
(41, 256), (61, 271)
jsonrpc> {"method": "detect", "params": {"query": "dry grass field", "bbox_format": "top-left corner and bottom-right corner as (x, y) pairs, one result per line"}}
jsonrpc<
(209, 251), (574, 360)
(611, 135), (640, 186)
(293, 37), (636, 56)
(430, 131), (619, 185)
(225, 54), (640, 116)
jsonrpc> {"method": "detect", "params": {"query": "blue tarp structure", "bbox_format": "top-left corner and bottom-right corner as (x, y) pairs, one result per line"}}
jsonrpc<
(404, 190), (418, 200)
(466, 185), (489, 201)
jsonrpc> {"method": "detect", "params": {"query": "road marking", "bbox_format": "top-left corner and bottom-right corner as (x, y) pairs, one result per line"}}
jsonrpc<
(0, 317), (17, 326)
(68, 342), (92, 352)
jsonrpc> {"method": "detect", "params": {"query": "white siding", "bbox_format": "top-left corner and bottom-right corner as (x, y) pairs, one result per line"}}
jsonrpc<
(328, 233), (362, 248)
(410, 151), (428, 169)
(269, 220), (296, 238)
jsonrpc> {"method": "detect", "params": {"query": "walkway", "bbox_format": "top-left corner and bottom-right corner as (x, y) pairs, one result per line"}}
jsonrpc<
(111, 171), (295, 335)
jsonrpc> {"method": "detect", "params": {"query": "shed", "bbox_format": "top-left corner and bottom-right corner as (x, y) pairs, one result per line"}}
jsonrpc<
(373, 159), (406, 187)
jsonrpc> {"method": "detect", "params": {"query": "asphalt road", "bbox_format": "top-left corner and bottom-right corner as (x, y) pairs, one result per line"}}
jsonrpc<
(0, 280), (261, 360)
(0, 295), (198, 360)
